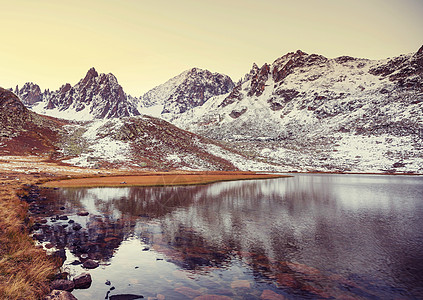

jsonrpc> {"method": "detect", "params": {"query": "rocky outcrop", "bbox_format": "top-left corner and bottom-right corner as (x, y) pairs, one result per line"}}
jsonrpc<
(138, 67), (234, 116)
(43, 67), (140, 119)
(15, 82), (45, 106)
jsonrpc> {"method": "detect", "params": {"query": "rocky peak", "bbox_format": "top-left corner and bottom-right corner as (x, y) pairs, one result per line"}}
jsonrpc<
(159, 68), (235, 115)
(15, 82), (43, 106)
(41, 68), (140, 119)
(82, 67), (99, 84)
(248, 64), (270, 97)
(243, 63), (260, 82)
(272, 50), (328, 83)
(59, 83), (72, 94)
(369, 46), (423, 87)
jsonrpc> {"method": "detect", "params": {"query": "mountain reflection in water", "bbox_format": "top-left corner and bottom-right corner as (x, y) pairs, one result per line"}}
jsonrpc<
(34, 174), (423, 299)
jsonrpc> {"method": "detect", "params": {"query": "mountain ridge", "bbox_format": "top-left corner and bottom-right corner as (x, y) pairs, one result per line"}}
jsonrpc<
(170, 46), (423, 173)
(15, 67), (140, 120)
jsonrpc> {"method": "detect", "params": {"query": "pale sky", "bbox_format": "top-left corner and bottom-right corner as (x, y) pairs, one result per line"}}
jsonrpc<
(1, 0), (422, 96)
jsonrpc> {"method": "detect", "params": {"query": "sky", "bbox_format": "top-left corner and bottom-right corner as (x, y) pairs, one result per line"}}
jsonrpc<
(1, 0), (422, 96)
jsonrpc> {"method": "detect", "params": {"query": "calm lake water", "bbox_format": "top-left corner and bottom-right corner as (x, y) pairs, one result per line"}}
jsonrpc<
(34, 174), (423, 299)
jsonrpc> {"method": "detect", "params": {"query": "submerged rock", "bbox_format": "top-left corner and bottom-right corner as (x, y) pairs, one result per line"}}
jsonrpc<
(260, 289), (287, 300)
(82, 259), (99, 269)
(108, 294), (144, 299)
(44, 289), (77, 300)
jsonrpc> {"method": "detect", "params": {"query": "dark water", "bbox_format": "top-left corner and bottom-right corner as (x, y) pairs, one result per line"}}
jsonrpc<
(32, 174), (423, 299)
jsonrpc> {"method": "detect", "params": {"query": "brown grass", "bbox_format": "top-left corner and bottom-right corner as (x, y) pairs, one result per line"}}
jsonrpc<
(0, 179), (57, 300)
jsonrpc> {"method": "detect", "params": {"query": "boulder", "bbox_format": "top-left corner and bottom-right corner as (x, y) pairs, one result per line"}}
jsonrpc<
(50, 279), (75, 292)
(73, 272), (92, 289)
(83, 259), (99, 269)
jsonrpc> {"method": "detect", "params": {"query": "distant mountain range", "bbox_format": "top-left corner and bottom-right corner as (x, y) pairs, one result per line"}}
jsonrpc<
(4, 45), (423, 173)
(14, 67), (140, 120)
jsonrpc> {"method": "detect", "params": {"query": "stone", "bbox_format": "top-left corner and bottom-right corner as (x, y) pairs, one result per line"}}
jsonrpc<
(72, 224), (82, 231)
(260, 290), (287, 300)
(73, 272), (92, 289)
(83, 259), (99, 269)
(174, 286), (202, 298)
(44, 289), (77, 300)
(194, 295), (232, 300)
(50, 279), (75, 292)
(230, 280), (251, 289)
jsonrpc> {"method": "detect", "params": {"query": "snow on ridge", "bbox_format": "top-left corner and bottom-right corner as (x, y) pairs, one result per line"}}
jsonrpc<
(62, 119), (132, 168)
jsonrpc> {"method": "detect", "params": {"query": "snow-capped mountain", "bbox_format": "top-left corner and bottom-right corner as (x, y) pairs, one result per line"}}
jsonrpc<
(170, 46), (423, 173)
(18, 68), (140, 120)
(137, 68), (234, 119)
(1, 86), (271, 171)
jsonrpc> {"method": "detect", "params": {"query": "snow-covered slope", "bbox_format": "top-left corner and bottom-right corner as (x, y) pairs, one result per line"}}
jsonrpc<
(171, 47), (423, 173)
(57, 115), (276, 171)
(137, 68), (234, 119)
(18, 68), (140, 120)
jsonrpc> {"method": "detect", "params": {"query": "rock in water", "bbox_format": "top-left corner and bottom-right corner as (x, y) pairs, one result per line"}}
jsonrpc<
(82, 259), (99, 269)
(109, 294), (144, 299)
(50, 279), (75, 292)
(73, 272), (92, 289)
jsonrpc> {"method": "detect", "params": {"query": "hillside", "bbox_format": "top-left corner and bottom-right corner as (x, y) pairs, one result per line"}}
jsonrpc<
(0, 87), (64, 156)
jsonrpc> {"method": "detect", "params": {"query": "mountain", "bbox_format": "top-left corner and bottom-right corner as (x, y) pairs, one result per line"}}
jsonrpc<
(0, 87), (64, 155)
(137, 68), (234, 119)
(18, 68), (140, 120)
(1, 87), (269, 170)
(14, 82), (52, 107)
(170, 46), (423, 173)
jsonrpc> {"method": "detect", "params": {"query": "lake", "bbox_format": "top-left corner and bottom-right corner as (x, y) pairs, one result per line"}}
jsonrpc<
(33, 174), (423, 299)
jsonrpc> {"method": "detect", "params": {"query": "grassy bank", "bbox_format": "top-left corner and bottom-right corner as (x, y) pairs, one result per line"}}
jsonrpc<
(0, 177), (57, 299)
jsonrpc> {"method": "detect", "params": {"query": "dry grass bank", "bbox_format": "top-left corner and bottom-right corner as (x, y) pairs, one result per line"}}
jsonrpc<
(0, 176), (57, 299)
(0, 156), (112, 299)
